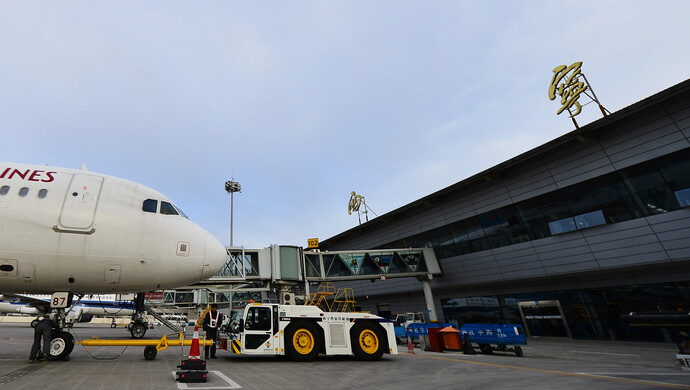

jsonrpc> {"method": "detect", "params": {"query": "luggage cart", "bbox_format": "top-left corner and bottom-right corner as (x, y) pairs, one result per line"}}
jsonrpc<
(460, 324), (526, 356)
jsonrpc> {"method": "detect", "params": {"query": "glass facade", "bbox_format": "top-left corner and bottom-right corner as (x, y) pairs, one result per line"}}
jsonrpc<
(376, 148), (690, 260)
(441, 281), (690, 342)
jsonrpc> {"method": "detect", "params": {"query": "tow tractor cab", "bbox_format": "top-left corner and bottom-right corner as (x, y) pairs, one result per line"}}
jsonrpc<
(221, 303), (398, 361)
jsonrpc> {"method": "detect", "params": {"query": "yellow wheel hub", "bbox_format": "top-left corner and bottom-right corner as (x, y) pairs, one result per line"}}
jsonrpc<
(358, 329), (379, 354)
(293, 329), (314, 355)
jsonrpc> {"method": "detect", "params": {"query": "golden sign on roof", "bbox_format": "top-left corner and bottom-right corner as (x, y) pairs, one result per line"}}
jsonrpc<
(549, 61), (588, 117)
(348, 191), (363, 215)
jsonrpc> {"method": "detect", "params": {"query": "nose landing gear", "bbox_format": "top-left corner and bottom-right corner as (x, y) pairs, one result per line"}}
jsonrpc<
(128, 292), (149, 339)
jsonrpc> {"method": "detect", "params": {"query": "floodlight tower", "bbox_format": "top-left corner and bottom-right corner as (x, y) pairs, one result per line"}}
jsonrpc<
(225, 180), (241, 246)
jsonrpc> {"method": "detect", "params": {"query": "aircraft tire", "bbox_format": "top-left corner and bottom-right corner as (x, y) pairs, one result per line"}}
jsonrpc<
(350, 321), (385, 361)
(49, 331), (74, 361)
(130, 322), (147, 339)
(31, 319), (38, 328)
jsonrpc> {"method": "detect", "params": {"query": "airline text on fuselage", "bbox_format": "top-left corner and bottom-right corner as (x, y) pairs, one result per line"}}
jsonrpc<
(0, 168), (57, 183)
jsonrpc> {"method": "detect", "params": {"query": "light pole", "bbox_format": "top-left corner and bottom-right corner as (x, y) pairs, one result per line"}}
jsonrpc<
(225, 180), (241, 246)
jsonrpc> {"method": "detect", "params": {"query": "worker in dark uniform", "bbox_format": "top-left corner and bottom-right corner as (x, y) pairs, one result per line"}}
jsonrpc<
(202, 304), (223, 359)
(29, 315), (58, 363)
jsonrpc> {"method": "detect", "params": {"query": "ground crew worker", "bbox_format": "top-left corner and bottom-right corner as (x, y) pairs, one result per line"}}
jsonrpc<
(29, 315), (58, 363)
(202, 304), (223, 359)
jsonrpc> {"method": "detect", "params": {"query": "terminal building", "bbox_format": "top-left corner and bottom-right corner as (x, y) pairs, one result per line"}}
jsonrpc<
(319, 78), (690, 342)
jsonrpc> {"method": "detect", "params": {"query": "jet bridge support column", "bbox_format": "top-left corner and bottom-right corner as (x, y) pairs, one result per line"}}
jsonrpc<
(421, 275), (438, 322)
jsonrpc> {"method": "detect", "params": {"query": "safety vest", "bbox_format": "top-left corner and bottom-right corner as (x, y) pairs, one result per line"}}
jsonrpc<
(209, 311), (220, 328)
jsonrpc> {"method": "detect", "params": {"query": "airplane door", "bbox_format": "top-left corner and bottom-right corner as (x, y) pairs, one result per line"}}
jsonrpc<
(241, 306), (276, 355)
(57, 174), (104, 233)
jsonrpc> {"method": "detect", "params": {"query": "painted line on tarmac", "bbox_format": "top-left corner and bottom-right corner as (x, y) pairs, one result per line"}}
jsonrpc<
(0, 362), (47, 385)
(567, 350), (640, 357)
(401, 353), (690, 389)
(576, 373), (690, 376)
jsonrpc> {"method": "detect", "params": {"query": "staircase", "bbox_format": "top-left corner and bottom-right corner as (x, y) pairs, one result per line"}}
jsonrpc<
(145, 305), (184, 333)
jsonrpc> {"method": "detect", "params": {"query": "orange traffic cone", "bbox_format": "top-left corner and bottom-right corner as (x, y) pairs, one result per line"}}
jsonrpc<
(407, 337), (415, 354)
(188, 326), (202, 360)
(176, 325), (207, 382)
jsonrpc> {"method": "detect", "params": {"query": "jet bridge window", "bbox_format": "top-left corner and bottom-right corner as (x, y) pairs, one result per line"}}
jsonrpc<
(142, 199), (158, 213)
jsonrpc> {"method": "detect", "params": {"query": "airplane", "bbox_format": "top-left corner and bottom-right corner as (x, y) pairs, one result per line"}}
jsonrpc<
(0, 294), (136, 326)
(0, 162), (228, 360)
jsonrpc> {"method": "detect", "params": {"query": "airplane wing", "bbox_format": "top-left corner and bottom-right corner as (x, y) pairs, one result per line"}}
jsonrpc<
(0, 293), (51, 311)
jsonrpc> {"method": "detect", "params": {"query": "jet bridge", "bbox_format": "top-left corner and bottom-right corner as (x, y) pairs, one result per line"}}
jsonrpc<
(204, 245), (443, 321)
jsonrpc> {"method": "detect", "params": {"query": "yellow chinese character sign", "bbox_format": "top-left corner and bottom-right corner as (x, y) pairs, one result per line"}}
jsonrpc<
(348, 191), (377, 225)
(348, 191), (364, 216)
(548, 61), (588, 117)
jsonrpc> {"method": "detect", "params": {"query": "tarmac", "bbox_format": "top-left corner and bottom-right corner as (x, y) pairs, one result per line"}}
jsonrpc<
(0, 321), (688, 390)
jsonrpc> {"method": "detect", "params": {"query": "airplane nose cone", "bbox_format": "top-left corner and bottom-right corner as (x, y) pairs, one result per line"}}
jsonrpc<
(202, 234), (228, 280)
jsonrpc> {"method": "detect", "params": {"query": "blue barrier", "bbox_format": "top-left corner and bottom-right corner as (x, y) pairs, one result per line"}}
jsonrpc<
(459, 323), (526, 356)
(398, 322), (456, 339)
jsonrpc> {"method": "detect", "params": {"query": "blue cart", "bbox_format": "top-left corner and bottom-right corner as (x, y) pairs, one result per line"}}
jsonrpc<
(459, 323), (527, 356)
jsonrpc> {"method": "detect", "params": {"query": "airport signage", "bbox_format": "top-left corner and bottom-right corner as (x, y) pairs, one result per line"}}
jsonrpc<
(307, 238), (319, 248)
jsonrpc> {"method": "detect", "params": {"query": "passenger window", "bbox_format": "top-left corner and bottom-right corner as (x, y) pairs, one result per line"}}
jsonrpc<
(18, 187), (28, 197)
(160, 201), (179, 215)
(38, 189), (48, 198)
(142, 199), (158, 213)
(0, 185), (8, 195)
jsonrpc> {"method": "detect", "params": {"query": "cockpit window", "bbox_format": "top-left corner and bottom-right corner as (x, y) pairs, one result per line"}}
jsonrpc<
(142, 199), (158, 213)
(172, 203), (188, 219)
(160, 201), (179, 215)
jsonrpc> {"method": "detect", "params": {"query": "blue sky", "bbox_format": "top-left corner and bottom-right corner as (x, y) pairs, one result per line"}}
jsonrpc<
(2, 1), (689, 249)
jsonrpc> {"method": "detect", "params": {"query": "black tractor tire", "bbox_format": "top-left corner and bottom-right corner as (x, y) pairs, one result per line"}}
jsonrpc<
(285, 321), (320, 362)
(31, 319), (39, 328)
(350, 321), (385, 361)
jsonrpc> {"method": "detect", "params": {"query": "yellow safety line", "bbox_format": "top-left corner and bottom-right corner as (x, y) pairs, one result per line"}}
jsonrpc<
(401, 353), (690, 389)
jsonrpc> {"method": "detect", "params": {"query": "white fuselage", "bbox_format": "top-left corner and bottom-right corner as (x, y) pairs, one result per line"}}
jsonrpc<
(0, 162), (228, 294)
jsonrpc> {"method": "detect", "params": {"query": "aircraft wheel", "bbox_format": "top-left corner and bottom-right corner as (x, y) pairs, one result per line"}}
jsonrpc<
(130, 322), (147, 339)
(350, 321), (385, 361)
(285, 321), (320, 362)
(144, 345), (157, 360)
(31, 319), (38, 328)
(49, 331), (74, 361)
